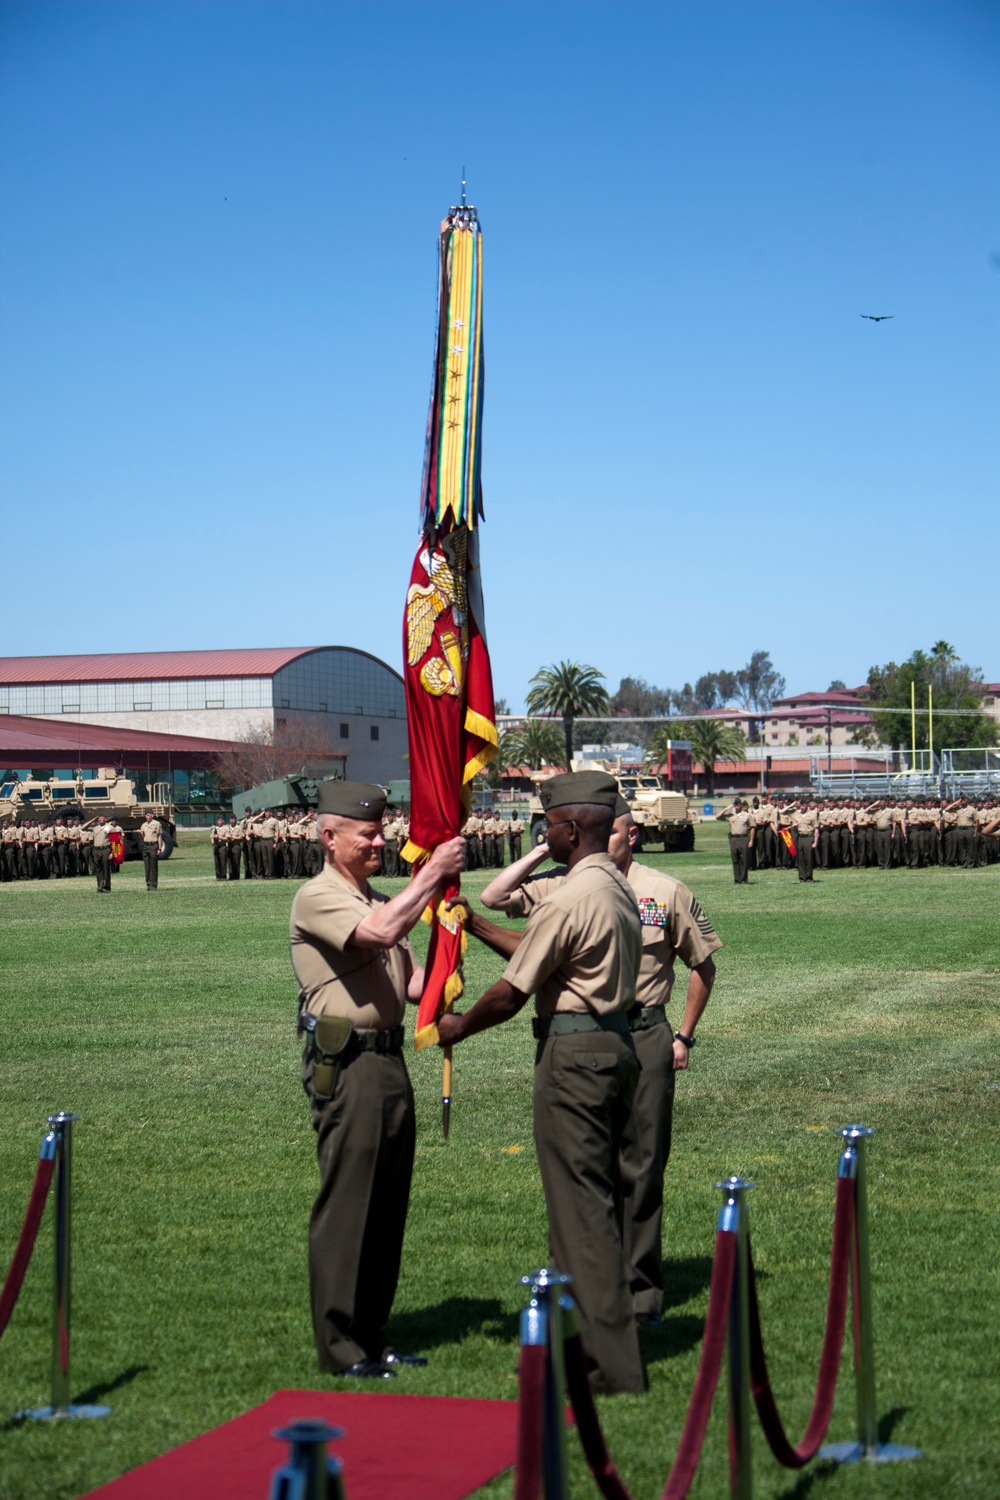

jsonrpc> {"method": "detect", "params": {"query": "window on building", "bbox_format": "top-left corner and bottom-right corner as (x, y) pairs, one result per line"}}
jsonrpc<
(205, 699), (224, 710)
(370, 725), (379, 741)
(340, 723), (349, 738)
(62, 703), (81, 713)
(134, 701), (152, 711)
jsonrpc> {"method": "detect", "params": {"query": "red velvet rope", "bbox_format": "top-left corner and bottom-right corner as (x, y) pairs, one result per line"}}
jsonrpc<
(746, 1175), (855, 1467)
(660, 1229), (737, 1500)
(562, 1332), (635, 1500)
(0, 1154), (55, 1340)
(513, 1341), (549, 1500)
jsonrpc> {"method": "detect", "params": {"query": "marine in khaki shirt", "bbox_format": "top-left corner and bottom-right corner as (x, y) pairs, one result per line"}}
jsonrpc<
(439, 771), (645, 1395)
(289, 779), (465, 1380)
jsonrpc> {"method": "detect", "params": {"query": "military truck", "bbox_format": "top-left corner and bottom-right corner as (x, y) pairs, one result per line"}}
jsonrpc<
(0, 770), (177, 860)
(527, 759), (695, 852)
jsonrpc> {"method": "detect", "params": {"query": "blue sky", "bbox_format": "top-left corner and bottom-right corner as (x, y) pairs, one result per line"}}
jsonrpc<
(1, 0), (997, 708)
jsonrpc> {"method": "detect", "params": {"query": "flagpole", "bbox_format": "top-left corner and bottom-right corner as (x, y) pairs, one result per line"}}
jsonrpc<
(442, 1046), (453, 1139)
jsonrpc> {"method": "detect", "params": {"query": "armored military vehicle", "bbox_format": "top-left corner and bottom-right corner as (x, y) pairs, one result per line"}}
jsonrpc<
(232, 769), (408, 820)
(0, 770), (176, 859)
(527, 758), (695, 852)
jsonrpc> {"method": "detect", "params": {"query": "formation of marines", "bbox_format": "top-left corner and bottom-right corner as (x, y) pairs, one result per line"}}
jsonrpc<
(460, 809), (526, 869)
(209, 809), (324, 881)
(1, 814), (115, 882)
(719, 792), (1000, 883)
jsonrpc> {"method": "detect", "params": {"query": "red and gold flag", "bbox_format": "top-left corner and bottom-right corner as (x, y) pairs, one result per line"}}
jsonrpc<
(402, 204), (497, 1052)
(779, 828), (796, 859)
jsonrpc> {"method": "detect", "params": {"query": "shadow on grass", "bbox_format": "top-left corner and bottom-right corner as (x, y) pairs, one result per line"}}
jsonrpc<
(74, 1363), (151, 1406)
(774, 1407), (912, 1498)
(388, 1297), (518, 1351)
(662, 1255), (713, 1311)
(638, 1313), (705, 1364)
(2, 1364), (150, 1432)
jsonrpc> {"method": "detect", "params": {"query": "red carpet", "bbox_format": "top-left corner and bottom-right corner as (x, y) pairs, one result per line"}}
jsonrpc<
(81, 1389), (521, 1500)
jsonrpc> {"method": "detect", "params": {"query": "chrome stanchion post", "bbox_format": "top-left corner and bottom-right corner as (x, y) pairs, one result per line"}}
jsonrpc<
(269, 1420), (346, 1500)
(21, 1113), (110, 1422)
(715, 1176), (755, 1500)
(50, 1112), (77, 1413)
(820, 1126), (920, 1465)
(520, 1268), (572, 1500)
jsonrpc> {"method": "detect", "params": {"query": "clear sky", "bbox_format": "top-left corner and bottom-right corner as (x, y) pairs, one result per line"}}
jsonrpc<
(1, 0), (997, 708)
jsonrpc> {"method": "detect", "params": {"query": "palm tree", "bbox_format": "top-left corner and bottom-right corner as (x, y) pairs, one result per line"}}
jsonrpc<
(655, 719), (747, 794)
(526, 662), (609, 772)
(502, 719), (567, 771)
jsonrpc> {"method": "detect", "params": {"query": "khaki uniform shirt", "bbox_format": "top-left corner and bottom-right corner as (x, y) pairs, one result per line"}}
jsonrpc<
(482, 817), (497, 837)
(79, 827), (94, 846)
(1, 825), (17, 844)
(495, 818), (510, 835)
(37, 825), (55, 846)
(54, 824), (69, 842)
(509, 818), (525, 834)
(290, 864), (415, 1028)
(92, 824), (112, 848)
(873, 807), (893, 831)
(142, 819), (163, 845)
(305, 819), (319, 843)
(723, 809), (752, 836)
(792, 809), (818, 835)
(228, 822), (243, 841)
(510, 861), (721, 1011)
(503, 852), (641, 1018)
(23, 826), (41, 844)
(955, 807), (976, 828)
(466, 816), (482, 836)
(258, 816), (278, 840)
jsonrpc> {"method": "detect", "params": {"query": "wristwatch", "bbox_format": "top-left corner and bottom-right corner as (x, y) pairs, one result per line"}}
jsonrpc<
(674, 1031), (697, 1048)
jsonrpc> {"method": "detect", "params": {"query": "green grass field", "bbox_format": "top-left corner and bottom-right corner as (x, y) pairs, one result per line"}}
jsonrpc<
(1, 822), (998, 1499)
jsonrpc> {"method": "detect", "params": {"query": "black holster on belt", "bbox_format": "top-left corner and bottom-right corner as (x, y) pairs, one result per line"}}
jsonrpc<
(300, 1012), (354, 1102)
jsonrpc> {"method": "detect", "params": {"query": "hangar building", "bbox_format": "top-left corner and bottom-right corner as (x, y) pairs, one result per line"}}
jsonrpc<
(0, 646), (408, 790)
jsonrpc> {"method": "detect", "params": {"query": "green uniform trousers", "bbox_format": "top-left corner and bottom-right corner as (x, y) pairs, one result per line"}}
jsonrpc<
(304, 1046), (415, 1373)
(618, 1017), (676, 1319)
(533, 1029), (645, 1395)
(142, 844), (159, 889)
(93, 846), (111, 891)
(796, 834), (815, 882)
(728, 833), (750, 883)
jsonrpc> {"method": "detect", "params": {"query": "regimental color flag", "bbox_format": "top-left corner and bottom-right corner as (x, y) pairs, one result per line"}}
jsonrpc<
(402, 205), (497, 1050)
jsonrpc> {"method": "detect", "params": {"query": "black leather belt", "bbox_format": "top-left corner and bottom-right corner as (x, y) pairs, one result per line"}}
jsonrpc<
(628, 1007), (668, 1033)
(353, 1026), (405, 1056)
(532, 1011), (630, 1040)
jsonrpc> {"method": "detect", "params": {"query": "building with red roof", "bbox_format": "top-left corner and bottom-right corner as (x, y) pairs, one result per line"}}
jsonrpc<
(0, 645), (407, 793)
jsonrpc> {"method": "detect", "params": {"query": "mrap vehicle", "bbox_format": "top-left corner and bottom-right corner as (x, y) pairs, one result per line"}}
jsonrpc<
(0, 770), (177, 859)
(527, 756), (695, 852)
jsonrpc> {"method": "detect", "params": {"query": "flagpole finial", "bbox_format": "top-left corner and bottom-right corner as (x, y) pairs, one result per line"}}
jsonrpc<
(461, 167), (466, 207)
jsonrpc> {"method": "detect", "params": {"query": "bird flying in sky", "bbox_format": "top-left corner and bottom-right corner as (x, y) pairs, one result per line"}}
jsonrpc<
(861, 314), (894, 321)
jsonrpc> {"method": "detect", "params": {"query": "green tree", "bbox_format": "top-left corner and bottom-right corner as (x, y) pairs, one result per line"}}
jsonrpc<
(735, 651), (786, 712)
(865, 642), (996, 752)
(500, 719), (567, 771)
(656, 719), (748, 794)
(526, 662), (610, 771)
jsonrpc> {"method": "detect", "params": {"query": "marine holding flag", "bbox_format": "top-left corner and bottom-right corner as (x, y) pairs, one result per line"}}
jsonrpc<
(401, 202), (497, 1115)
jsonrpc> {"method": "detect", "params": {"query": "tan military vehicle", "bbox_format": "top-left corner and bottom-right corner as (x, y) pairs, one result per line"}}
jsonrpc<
(527, 758), (695, 852)
(0, 769), (176, 859)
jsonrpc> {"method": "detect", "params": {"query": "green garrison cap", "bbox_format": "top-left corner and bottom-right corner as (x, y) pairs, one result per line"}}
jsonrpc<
(317, 780), (387, 820)
(539, 770), (619, 811)
(614, 793), (631, 819)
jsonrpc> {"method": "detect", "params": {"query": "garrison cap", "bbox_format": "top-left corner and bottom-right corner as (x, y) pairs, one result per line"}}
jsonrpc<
(317, 780), (387, 820)
(539, 770), (619, 811)
(614, 793), (631, 819)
